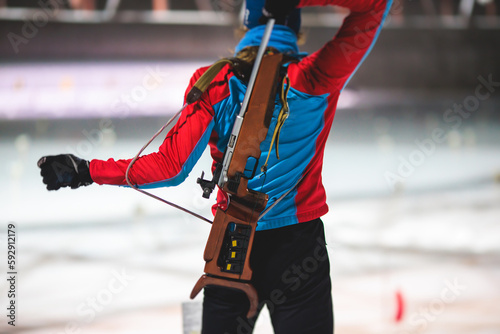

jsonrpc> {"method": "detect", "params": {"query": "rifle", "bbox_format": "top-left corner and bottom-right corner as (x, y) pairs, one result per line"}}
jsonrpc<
(190, 19), (283, 318)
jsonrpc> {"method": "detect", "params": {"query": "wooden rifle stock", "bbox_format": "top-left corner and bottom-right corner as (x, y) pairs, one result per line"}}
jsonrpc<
(190, 52), (284, 318)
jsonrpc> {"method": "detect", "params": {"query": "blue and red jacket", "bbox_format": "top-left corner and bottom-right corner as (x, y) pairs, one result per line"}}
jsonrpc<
(90, 0), (392, 231)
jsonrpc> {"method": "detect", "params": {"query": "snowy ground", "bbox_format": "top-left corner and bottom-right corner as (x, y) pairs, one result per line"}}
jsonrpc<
(1, 61), (500, 334)
(4, 184), (500, 334)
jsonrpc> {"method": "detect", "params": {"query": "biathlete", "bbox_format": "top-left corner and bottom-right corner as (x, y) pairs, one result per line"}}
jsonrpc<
(38, 0), (393, 332)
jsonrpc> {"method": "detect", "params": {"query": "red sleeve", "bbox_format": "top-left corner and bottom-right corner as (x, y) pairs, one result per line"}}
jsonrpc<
(89, 66), (221, 187)
(289, 0), (391, 94)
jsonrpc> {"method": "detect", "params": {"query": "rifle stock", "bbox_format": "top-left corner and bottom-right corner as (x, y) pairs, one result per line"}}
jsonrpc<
(190, 52), (284, 318)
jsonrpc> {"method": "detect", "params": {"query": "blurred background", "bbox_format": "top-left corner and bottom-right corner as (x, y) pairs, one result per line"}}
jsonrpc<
(1, 0), (499, 333)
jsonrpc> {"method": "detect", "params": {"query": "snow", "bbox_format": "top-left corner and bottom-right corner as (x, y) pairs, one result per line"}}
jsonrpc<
(1, 61), (500, 333)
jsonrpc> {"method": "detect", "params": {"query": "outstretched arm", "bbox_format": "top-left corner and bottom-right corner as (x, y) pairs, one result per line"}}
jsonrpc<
(290, 0), (393, 94)
(39, 65), (232, 191)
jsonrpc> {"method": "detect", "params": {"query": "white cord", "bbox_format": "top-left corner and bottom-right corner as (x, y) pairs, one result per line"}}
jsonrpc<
(125, 103), (212, 224)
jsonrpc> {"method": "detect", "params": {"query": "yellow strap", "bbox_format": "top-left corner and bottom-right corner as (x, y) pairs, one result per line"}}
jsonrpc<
(186, 58), (234, 104)
(261, 75), (290, 172)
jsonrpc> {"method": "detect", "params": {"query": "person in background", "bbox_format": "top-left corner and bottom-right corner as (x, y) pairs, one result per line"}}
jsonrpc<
(38, 0), (393, 332)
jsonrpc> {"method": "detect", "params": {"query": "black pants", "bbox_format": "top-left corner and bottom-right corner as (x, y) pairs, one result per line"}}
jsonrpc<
(201, 219), (334, 334)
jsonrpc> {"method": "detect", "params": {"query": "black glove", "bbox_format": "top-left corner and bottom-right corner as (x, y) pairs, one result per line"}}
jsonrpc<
(37, 154), (93, 190)
(260, 0), (300, 25)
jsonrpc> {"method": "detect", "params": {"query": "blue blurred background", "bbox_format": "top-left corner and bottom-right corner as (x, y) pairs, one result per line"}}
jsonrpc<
(1, 1), (499, 333)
